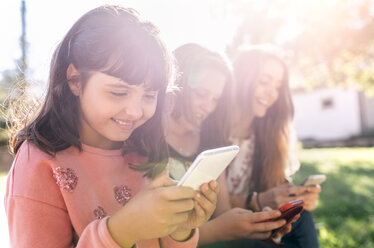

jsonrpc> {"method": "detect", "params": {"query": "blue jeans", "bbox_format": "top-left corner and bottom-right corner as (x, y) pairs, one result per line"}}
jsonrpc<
(198, 210), (319, 248)
(198, 239), (278, 248)
(281, 210), (320, 248)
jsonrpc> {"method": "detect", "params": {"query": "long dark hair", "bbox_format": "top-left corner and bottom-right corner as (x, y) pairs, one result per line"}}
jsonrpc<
(232, 46), (294, 192)
(11, 5), (171, 163)
(171, 43), (232, 151)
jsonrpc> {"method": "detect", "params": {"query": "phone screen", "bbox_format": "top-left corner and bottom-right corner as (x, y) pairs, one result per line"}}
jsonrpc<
(177, 145), (239, 190)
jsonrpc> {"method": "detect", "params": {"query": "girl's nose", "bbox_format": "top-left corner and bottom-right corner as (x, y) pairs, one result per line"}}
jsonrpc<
(201, 98), (216, 113)
(123, 99), (143, 120)
(267, 87), (278, 101)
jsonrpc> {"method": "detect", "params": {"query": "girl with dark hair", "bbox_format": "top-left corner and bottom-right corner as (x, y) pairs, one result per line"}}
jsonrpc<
(164, 43), (289, 247)
(5, 6), (218, 248)
(227, 45), (321, 248)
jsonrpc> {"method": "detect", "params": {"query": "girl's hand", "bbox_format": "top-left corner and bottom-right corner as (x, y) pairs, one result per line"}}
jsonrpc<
(185, 181), (219, 227)
(296, 184), (321, 210)
(211, 208), (286, 241)
(259, 183), (306, 209)
(107, 170), (195, 247)
(170, 180), (219, 240)
(269, 212), (300, 244)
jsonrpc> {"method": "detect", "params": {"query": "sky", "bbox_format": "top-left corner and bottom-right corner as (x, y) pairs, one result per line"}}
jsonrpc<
(0, 0), (240, 85)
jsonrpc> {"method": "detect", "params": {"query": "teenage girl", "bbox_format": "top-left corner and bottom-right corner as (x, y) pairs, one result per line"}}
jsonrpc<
(228, 45), (321, 248)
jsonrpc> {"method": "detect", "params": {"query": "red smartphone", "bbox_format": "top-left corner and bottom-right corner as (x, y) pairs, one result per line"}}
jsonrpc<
(263, 200), (304, 237)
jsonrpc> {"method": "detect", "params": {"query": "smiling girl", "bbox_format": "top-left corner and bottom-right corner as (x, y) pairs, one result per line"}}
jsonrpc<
(5, 6), (218, 248)
(227, 45), (321, 248)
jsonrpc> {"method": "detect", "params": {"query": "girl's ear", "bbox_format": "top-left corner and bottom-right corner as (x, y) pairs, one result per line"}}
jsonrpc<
(67, 64), (81, 96)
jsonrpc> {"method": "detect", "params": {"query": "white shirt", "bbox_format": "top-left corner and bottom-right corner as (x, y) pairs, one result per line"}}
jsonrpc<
(226, 129), (300, 195)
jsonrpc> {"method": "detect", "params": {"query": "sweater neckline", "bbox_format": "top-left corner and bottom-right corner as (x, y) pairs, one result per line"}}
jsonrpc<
(81, 143), (123, 156)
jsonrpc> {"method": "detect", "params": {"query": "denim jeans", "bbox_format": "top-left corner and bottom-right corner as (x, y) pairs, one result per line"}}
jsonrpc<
(198, 210), (319, 248)
(198, 239), (278, 248)
(281, 210), (320, 248)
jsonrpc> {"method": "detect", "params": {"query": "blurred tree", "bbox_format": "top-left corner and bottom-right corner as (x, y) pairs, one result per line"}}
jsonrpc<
(19, 0), (27, 82)
(0, 0), (28, 145)
(0, 70), (19, 145)
(1, 0), (28, 101)
(226, 0), (374, 93)
(225, 0), (289, 57)
(0, 71), (18, 102)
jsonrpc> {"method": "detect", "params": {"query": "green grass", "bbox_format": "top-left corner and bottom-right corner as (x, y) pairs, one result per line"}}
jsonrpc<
(0, 147), (373, 247)
(292, 147), (374, 248)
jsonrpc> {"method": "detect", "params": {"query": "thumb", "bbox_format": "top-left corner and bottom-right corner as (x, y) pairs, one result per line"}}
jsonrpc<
(149, 166), (177, 189)
(262, 206), (273, 211)
(287, 186), (306, 196)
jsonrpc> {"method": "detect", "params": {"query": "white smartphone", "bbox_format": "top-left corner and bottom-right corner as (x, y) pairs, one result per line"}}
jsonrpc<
(302, 174), (326, 186)
(177, 145), (240, 190)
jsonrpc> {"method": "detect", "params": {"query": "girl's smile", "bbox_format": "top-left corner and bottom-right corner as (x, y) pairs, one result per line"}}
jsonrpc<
(252, 58), (283, 117)
(68, 69), (158, 150)
(111, 118), (135, 131)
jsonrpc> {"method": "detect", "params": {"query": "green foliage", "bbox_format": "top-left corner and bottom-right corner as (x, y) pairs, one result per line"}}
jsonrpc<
(226, 0), (374, 92)
(292, 148), (374, 247)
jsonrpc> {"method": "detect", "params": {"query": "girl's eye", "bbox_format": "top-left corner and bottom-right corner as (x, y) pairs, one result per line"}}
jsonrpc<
(193, 90), (206, 98)
(275, 83), (282, 89)
(111, 92), (128, 97)
(145, 94), (156, 99)
(145, 92), (158, 100)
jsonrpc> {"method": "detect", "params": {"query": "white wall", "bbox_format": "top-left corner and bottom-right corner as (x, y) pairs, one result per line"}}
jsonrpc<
(292, 88), (362, 141)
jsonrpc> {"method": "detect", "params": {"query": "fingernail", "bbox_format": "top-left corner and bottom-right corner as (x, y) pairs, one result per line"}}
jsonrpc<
(212, 181), (217, 189)
(196, 193), (201, 198)
(201, 184), (208, 192)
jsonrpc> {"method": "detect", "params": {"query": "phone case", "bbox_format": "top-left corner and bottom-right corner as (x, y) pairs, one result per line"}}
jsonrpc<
(271, 200), (304, 236)
(177, 145), (239, 190)
(260, 199), (304, 239)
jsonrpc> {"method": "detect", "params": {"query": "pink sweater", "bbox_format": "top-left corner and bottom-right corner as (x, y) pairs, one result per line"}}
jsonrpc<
(5, 142), (198, 248)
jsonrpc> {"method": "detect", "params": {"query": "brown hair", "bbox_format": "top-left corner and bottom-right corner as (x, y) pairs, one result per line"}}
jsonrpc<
(11, 5), (171, 163)
(232, 46), (294, 192)
(171, 43), (232, 150)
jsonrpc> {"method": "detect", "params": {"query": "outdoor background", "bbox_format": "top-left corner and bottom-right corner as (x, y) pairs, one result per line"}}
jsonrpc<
(1, 0), (374, 247)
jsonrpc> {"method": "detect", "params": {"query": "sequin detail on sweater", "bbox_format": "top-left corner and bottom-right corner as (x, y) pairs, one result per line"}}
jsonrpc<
(52, 167), (78, 192)
(114, 185), (132, 205)
(93, 206), (107, 219)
